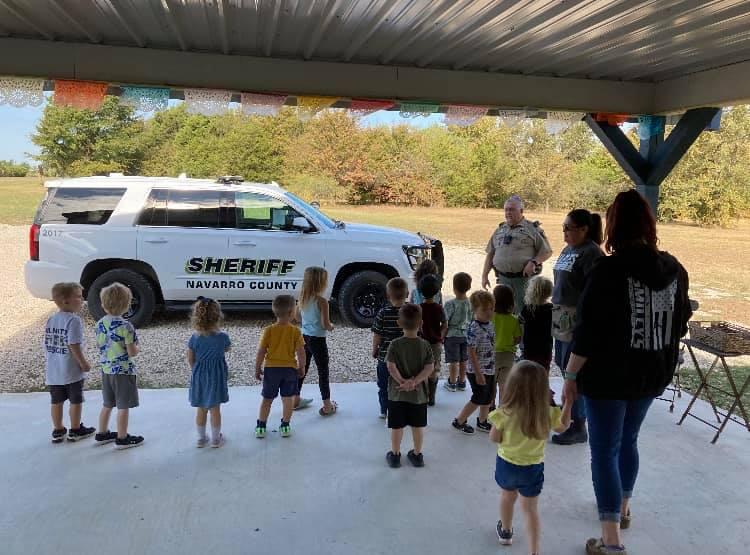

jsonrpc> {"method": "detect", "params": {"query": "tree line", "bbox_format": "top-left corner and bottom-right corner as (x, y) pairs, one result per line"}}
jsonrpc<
(29, 98), (750, 225)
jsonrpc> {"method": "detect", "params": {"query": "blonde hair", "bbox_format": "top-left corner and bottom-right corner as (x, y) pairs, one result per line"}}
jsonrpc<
(272, 294), (296, 317)
(500, 361), (552, 440)
(524, 275), (553, 309)
(299, 266), (328, 308)
(469, 290), (494, 312)
(100, 282), (132, 316)
(51, 282), (82, 307)
(191, 297), (223, 334)
(387, 277), (409, 301)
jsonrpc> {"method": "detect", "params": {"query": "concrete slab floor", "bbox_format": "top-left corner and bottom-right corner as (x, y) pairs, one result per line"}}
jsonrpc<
(1, 379), (748, 555)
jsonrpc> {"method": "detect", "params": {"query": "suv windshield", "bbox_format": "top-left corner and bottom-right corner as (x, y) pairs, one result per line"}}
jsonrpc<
(284, 192), (337, 229)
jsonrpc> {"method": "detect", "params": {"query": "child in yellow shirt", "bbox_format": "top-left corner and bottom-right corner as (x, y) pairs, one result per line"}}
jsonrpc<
(255, 295), (306, 439)
(489, 361), (572, 555)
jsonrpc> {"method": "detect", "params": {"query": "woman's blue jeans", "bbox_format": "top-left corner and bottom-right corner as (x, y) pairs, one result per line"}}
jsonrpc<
(554, 340), (585, 421)
(583, 396), (654, 522)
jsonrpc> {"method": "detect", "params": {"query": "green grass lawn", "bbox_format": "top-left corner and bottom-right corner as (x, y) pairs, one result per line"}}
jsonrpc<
(677, 363), (750, 413)
(0, 176), (45, 225)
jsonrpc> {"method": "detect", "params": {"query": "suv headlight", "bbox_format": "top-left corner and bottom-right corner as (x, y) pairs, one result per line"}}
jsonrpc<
(403, 245), (429, 270)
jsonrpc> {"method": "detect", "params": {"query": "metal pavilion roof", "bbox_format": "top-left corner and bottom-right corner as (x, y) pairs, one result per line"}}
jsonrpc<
(1, 0), (750, 114)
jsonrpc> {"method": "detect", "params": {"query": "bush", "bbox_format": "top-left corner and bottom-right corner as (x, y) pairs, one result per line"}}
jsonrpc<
(282, 174), (346, 204)
(0, 160), (31, 177)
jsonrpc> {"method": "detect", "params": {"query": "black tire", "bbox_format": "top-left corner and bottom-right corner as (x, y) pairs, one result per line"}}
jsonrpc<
(86, 269), (157, 328)
(337, 270), (389, 328)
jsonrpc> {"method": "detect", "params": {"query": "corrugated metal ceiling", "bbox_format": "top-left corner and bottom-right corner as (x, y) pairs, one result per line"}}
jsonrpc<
(1, 0), (749, 83)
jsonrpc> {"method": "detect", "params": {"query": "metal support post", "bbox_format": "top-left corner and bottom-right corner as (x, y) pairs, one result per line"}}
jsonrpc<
(585, 107), (720, 213)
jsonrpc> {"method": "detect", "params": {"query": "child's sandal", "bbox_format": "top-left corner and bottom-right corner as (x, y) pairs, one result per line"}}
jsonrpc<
(319, 401), (338, 416)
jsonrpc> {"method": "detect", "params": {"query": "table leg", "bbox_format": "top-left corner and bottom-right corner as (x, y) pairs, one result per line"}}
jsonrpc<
(711, 370), (750, 443)
(719, 357), (750, 431)
(679, 346), (721, 424)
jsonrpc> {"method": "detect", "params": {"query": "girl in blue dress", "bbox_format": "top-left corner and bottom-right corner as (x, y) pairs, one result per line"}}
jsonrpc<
(188, 297), (231, 448)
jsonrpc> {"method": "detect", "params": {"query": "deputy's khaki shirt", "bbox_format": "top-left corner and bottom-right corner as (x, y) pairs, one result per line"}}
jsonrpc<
(485, 218), (552, 274)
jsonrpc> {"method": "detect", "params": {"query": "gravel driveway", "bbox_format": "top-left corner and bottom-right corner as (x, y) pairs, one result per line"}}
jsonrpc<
(0, 225), (494, 393)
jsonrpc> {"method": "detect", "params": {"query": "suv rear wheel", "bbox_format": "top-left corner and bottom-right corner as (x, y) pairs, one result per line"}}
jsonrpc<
(337, 270), (389, 328)
(87, 269), (157, 328)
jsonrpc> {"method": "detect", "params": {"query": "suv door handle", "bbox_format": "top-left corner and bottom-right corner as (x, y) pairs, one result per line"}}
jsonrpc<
(233, 241), (257, 246)
(144, 238), (168, 244)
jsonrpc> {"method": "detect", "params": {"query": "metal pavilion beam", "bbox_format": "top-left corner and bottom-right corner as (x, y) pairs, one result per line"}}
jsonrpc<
(0, 37), (654, 114)
(585, 108), (721, 212)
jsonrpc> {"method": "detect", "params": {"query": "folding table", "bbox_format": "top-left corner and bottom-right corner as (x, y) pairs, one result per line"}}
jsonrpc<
(677, 339), (750, 443)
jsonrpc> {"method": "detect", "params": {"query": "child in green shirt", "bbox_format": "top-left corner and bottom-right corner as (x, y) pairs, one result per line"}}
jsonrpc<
(493, 284), (522, 408)
(385, 304), (435, 469)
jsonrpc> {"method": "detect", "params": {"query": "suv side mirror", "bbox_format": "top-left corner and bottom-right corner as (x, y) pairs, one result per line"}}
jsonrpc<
(292, 216), (312, 231)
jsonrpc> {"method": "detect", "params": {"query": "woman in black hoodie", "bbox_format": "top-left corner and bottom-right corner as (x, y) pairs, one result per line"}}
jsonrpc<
(562, 190), (692, 555)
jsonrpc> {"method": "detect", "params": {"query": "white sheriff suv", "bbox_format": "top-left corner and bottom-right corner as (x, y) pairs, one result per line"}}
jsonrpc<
(25, 175), (443, 328)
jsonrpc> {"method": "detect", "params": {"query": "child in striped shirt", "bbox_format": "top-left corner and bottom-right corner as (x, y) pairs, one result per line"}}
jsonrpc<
(372, 277), (409, 419)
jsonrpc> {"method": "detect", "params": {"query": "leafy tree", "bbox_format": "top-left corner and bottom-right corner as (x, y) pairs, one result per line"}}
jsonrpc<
(659, 106), (750, 226)
(29, 97), (750, 225)
(31, 97), (144, 176)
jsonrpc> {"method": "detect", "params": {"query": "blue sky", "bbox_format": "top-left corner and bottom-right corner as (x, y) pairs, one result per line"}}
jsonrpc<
(0, 103), (45, 163)
(0, 102), (444, 165)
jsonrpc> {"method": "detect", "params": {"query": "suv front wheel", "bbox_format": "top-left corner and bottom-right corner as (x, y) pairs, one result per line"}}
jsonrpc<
(87, 269), (157, 328)
(337, 270), (389, 328)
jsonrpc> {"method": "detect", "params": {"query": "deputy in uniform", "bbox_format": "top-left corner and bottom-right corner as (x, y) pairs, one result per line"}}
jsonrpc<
(481, 195), (552, 313)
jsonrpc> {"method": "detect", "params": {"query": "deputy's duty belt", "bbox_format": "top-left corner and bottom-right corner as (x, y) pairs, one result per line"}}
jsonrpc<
(498, 271), (524, 278)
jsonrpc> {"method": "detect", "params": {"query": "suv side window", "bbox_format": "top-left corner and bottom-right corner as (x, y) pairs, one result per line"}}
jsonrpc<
(37, 187), (125, 225)
(235, 192), (303, 231)
(138, 189), (232, 228)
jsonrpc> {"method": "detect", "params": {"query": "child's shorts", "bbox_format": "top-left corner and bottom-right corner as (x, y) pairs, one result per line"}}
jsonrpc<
(495, 351), (515, 389)
(102, 374), (139, 409)
(467, 372), (496, 406)
(495, 455), (544, 498)
(387, 400), (427, 429)
(49, 379), (84, 404)
(444, 336), (468, 363)
(262, 367), (298, 399)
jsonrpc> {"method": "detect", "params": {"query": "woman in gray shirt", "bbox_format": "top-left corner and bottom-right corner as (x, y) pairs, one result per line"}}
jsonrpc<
(551, 209), (603, 445)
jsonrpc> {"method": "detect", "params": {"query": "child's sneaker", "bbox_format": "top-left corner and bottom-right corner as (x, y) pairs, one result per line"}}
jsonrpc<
(386, 451), (401, 468)
(456, 381), (467, 391)
(196, 436), (209, 448)
(67, 423), (95, 442)
(407, 449), (424, 467)
(585, 538), (628, 554)
(476, 418), (492, 433)
(496, 520), (513, 545)
(379, 412), (387, 419)
(452, 418), (475, 435)
(211, 433), (225, 448)
(94, 431), (117, 446)
(115, 434), (145, 450)
(443, 380), (457, 392)
(255, 425), (266, 439)
(51, 427), (67, 444)
(279, 422), (292, 438)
